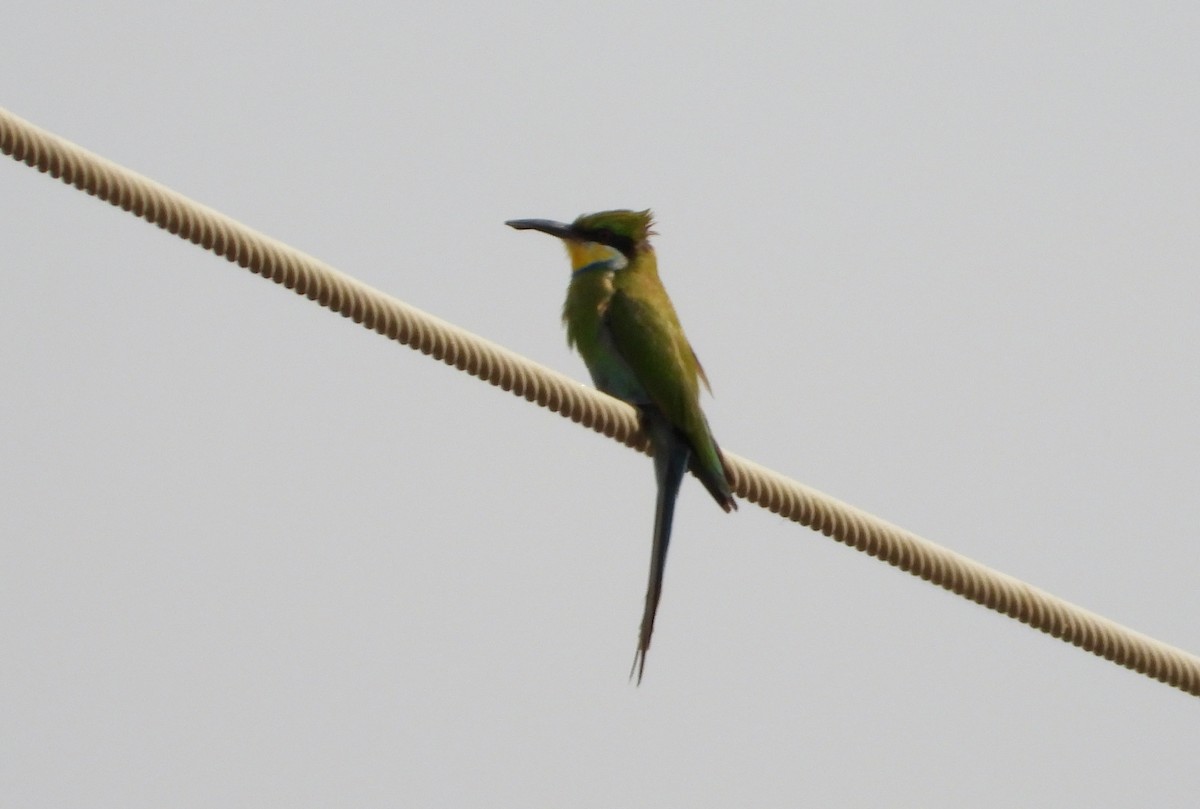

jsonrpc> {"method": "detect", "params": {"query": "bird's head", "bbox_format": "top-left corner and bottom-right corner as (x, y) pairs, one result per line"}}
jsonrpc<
(506, 209), (655, 274)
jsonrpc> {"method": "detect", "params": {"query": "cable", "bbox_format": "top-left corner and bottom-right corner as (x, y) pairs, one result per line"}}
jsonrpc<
(4, 105), (1198, 697)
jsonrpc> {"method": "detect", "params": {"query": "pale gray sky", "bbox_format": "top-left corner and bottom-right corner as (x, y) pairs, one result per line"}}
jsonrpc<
(3, 2), (1199, 806)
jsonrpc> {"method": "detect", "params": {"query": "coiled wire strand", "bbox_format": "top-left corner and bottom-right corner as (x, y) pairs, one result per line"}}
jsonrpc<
(3, 105), (1197, 697)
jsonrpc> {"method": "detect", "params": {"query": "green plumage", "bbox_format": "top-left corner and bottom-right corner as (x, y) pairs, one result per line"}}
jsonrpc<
(507, 209), (736, 682)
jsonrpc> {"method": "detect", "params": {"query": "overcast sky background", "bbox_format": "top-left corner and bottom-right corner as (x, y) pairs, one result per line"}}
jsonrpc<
(3, 3), (1199, 806)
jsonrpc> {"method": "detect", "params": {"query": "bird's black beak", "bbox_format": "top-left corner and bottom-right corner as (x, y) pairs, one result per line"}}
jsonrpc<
(505, 219), (578, 241)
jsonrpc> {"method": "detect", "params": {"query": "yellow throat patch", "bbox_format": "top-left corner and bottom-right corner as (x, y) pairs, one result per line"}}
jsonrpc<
(565, 240), (627, 272)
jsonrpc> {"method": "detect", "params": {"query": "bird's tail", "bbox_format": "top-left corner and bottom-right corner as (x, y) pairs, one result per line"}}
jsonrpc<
(631, 419), (690, 685)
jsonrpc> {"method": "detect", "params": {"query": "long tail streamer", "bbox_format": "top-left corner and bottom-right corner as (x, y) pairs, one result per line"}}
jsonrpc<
(3, 105), (1197, 697)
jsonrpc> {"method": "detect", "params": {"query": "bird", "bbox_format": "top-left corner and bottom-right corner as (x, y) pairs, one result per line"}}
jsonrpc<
(505, 209), (736, 683)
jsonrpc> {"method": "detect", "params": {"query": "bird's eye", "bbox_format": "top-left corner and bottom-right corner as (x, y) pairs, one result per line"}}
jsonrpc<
(579, 227), (634, 258)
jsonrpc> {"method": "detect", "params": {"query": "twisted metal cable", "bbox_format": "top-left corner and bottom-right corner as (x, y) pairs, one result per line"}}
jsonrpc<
(4, 105), (1198, 697)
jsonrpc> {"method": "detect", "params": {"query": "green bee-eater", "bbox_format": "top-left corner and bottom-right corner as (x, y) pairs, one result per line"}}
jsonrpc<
(506, 209), (737, 682)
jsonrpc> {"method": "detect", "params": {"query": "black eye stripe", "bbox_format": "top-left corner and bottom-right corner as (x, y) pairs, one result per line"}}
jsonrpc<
(575, 227), (636, 257)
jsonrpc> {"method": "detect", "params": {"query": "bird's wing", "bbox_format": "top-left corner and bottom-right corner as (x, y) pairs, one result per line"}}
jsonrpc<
(603, 288), (737, 513)
(601, 288), (700, 431)
(692, 348), (712, 394)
